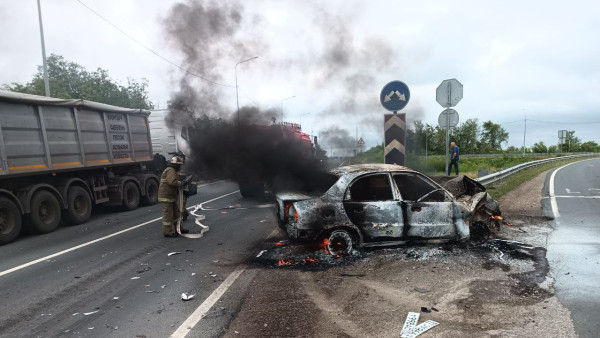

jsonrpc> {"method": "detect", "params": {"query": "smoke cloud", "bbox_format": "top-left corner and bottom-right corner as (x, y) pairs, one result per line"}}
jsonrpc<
(161, 0), (408, 185)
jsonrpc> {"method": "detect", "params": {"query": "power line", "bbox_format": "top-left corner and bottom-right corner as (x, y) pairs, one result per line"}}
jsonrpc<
(75, 0), (234, 88)
(501, 118), (600, 125)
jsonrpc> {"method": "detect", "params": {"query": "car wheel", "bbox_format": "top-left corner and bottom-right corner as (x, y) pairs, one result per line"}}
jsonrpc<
(27, 190), (61, 234)
(327, 230), (353, 256)
(122, 181), (140, 211)
(0, 197), (22, 245)
(63, 186), (92, 225)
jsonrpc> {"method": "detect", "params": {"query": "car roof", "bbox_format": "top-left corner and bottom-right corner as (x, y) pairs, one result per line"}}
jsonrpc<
(329, 164), (418, 175)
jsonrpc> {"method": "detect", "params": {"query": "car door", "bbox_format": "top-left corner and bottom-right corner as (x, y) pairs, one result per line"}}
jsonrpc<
(343, 173), (403, 242)
(392, 173), (457, 239)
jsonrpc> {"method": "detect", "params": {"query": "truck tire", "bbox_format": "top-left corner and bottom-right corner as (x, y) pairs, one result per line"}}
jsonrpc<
(62, 186), (92, 225)
(27, 190), (61, 234)
(142, 179), (158, 205)
(122, 181), (140, 211)
(239, 180), (264, 199)
(0, 197), (22, 245)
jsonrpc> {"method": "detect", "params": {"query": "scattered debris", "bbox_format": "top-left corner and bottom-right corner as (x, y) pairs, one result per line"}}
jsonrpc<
(256, 250), (268, 258)
(210, 274), (217, 278)
(83, 310), (99, 316)
(181, 293), (195, 301)
(414, 287), (429, 294)
(137, 266), (151, 273)
(131, 277), (140, 280)
(161, 285), (166, 288)
(113, 297), (119, 300)
(420, 307), (431, 313)
(401, 311), (439, 338)
(340, 273), (366, 277)
(74, 276), (82, 279)
(72, 313), (79, 316)
(191, 273), (196, 276)
(145, 290), (159, 293)
(168, 252), (182, 257)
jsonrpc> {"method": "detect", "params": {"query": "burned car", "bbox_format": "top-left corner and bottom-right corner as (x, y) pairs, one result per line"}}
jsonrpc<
(276, 164), (477, 255)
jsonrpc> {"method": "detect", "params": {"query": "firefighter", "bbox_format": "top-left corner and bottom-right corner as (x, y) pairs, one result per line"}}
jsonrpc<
(158, 156), (189, 237)
(173, 151), (190, 221)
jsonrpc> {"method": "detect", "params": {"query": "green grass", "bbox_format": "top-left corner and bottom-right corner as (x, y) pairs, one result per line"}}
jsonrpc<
(351, 146), (561, 178)
(485, 157), (593, 200)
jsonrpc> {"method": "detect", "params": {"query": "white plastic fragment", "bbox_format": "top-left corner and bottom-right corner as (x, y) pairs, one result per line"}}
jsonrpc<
(83, 310), (98, 316)
(191, 273), (196, 276)
(131, 276), (140, 280)
(401, 312), (420, 336)
(181, 293), (195, 301)
(72, 313), (79, 316)
(168, 252), (181, 256)
(401, 320), (439, 338)
(256, 250), (267, 258)
(113, 297), (119, 300)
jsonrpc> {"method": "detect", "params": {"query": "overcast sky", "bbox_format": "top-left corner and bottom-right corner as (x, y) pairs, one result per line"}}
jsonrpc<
(1, 0), (599, 153)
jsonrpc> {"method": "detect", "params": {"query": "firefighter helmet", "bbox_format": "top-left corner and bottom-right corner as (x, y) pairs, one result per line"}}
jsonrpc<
(170, 156), (183, 165)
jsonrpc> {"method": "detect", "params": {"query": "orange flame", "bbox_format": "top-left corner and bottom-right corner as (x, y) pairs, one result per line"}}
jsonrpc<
(320, 238), (329, 253)
(490, 215), (503, 220)
(301, 257), (319, 265)
(278, 259), (294, 266)
(274, 242), (286, 247)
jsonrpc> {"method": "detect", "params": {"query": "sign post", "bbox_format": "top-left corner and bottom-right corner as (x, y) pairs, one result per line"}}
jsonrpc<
(436, 79), (463, 175)
(380, 81), (410, 165)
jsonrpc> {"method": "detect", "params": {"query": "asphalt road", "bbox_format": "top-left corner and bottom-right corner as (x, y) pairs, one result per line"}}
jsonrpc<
(0, 180), (279, 338)
(546, 158), (600, 338)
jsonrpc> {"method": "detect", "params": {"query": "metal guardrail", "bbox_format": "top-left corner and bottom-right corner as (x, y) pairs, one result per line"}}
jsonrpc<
(475, 153), (598, 186)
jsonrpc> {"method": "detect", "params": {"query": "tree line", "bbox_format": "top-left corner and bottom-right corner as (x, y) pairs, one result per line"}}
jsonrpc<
(2, 54), (153, 109)
(406, 119), (599, 155)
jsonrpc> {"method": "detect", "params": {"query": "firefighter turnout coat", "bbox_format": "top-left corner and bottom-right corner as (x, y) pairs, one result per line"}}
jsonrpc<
(158, 166), (182, 203)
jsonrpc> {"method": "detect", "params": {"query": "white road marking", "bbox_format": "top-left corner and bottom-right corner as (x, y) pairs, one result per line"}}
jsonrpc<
(170, 267), (245, 338)
(550, 159), (598, 220)
(0, 190), (240, 278)
(173, 225), (282, 337)
(589, 188), (600, 191)
(565, 188), (580, 194)
(551, 196), (600, 199)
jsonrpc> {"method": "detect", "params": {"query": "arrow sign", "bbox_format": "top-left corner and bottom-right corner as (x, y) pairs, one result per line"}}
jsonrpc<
(380, 81), (410, 112)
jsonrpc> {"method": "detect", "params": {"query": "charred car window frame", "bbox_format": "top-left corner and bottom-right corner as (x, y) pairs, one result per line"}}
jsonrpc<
(392, 173), (451, 202)
(344, 173), (397, 202)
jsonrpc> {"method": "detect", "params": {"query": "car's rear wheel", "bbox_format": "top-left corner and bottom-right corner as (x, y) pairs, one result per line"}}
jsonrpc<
(327, 230), (353, 256)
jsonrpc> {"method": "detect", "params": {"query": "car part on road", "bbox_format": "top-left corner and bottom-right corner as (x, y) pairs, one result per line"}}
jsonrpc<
(181, 293), (195, 301)
(0, 196), (21, 244)
(62, 186), (92, 225)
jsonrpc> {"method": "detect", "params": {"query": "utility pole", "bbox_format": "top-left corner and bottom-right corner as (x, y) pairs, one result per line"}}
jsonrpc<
(235, 56), (258, 124)
(37, 0), (50, 97)
(522, 112), (527, 156)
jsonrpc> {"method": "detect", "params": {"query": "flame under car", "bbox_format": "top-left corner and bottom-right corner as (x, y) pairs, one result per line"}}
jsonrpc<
(276, 164), (472, 255)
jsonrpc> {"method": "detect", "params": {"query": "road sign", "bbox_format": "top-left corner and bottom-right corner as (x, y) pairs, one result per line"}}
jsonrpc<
(380, 81), (410, 112)
(357, 137), (365, 145)
(436, 79), (463, 108)
(438, 109), (459, 130)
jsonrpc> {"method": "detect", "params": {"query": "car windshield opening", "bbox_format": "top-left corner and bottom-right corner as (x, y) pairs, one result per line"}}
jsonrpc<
(394, 174), (445, 202)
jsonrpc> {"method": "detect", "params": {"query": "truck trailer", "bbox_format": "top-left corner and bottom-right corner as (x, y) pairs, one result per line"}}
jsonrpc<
(0, 91), (160, 244)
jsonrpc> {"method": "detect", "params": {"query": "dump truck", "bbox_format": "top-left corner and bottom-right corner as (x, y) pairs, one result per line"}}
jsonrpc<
(0, 91), (160, 244)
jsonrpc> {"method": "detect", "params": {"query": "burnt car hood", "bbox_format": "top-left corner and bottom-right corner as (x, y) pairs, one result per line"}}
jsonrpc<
(431, 175), (501, 221)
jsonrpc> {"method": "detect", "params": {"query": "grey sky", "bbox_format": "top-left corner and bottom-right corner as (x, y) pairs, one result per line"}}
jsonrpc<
(1, 0), (599, 153)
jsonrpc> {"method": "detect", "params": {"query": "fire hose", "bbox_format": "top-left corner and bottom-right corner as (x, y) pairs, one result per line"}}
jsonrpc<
(175, 188), (210, 238)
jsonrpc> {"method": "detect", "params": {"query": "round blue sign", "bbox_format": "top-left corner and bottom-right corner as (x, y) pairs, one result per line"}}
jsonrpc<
(380, 81), (410, 112)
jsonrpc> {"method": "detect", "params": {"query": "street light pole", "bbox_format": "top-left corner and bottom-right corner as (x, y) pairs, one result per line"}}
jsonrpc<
(37, 0), (50, 97)
(235, 56), (258, 124)
(280, 95), (295, 122)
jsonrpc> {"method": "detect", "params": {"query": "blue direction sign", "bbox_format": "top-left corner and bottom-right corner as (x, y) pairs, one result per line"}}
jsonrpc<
(380, 81), (410, 112)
